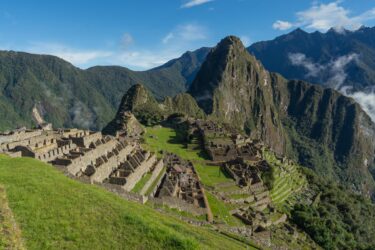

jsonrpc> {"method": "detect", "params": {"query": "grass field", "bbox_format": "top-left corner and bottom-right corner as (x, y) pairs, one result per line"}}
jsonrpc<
(0, 154), (253, 250)
(0, 185), (24, 250)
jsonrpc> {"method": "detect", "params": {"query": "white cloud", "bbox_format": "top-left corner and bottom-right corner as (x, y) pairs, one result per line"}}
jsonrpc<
(288, 52), (358, 89)
(20, 22), (208, 70)
(26, 42), (113, 66)
(274, 1), (375, 32)
(119, 24), (208, 69)
(181, 0), (214, 8)
(272, 20), (293, 30)
(162, 33), (174, 44)
(70, 101), (96, 129)
(114, 49), (181, 69)
(121, 33), (134, 49)
(162, 24), (207, 44)
(341, 88), (375, 122)
(288, 52), (375, 122)
(289, 53), (324, 77)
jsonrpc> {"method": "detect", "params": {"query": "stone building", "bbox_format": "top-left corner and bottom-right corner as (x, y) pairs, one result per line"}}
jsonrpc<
(152, 153), (212, 220)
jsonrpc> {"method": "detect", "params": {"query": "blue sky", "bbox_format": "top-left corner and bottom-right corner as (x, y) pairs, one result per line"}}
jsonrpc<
(1, 0), (375, 70)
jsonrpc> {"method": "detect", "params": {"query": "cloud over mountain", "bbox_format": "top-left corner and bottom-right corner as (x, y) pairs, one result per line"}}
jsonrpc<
(273, 1), (375, 31)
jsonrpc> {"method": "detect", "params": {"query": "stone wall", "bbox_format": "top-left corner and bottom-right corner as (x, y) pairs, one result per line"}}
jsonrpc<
(122, 154), (157, 192)
(35, 141), (77, 162)
(71, 132), (102, 148)
(149, 172), (167, 197)
(89, 154), (118, 183)
(0, 129), (42, 145)
(149, 196), (207, 216)
(65, 140), (134, 176)
(1, 133), (57, 151)
(139, 159), (164, 195)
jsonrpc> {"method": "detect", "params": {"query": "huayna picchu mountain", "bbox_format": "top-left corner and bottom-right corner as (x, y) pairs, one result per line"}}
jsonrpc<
(189, 36), (375, 198)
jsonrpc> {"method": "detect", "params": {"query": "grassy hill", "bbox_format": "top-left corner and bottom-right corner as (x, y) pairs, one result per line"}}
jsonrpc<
(0, 155), (251, 250)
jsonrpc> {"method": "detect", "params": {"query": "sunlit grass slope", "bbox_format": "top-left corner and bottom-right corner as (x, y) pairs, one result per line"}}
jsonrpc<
(0, 155), (249, 250)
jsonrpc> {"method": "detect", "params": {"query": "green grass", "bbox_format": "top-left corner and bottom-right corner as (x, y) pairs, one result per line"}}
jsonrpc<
(264, 150), (307, 208)
(0, 154), (253, 250)
(0, 185), (25, 250)
(205, 193), (243, 226)
(131, 172), (152, 194)
(145, 166), (166, 196)
(229, 193), (252, 200)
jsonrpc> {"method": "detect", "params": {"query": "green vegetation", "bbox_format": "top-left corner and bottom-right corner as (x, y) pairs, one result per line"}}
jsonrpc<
(291, 168), (375, 250)
(0, 185), (24, 250)
(147, 203), (207, 222)
(205, 192), (242, 225)
(0, 154), (251, 249)
(145, 166), (166, 196)
(131, 172), (152, 193)
(264, 150), (307, 210)
(0, 48), (210, 130)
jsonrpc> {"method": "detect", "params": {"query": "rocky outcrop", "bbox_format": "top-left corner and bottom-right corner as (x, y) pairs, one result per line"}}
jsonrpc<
(189, 36), (375, 196)
(162, 93), (205, 119)
(102, 84), (148, 136)
(102, 111), (144, 137)
(104, 84), (205, 129)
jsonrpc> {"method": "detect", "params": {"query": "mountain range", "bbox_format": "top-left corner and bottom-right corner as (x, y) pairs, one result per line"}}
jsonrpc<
(249, 26), (375, 92)
(1, 28), (375, 199)
(0, 48), (209, 130)
(189, 36), (375, 198)
(3, 27), (375, 132)
(102, 35), (375, 200)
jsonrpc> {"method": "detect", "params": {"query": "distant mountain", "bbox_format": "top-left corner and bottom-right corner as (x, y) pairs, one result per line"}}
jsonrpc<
(150, 47), (210, 85)
(248, 27), (375, 91)
(0, 48), (209, 130)
(189, 36), (375, 198)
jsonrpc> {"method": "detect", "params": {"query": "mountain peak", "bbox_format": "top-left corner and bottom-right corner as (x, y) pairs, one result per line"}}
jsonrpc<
(189, 36), (286, 153)
(289, 28), (307, 35)
(218, 35), (243, 45)
(214, 35), (247, 54)
(189, 35), (263, 115)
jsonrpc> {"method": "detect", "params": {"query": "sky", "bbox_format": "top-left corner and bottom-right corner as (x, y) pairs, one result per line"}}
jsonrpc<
(1, 0), (375, 70)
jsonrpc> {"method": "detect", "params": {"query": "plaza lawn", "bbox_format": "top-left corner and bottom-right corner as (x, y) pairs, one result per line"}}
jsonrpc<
(0, 154), (253, 250)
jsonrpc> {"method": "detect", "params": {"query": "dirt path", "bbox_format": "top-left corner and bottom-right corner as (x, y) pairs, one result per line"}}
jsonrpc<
(0, 185), (25, 250)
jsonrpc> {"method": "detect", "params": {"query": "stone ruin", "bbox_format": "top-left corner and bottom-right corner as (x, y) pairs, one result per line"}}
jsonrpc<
(188, 119), (263, 162)
(152, 153), (213, 221)
(224, 158), (270, 187)
(0, 127), (161, 194)
(221, 158), (287, 234)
